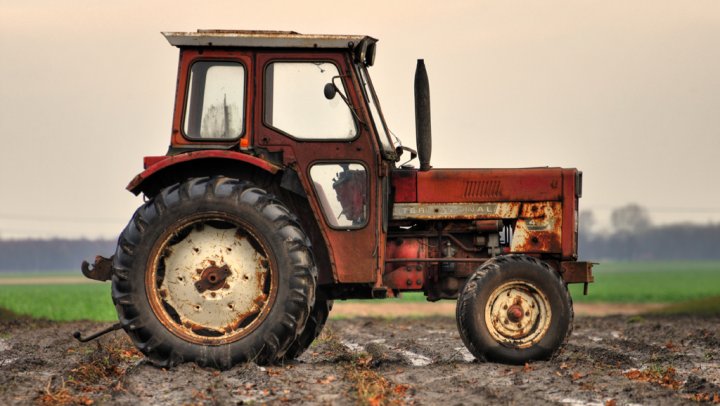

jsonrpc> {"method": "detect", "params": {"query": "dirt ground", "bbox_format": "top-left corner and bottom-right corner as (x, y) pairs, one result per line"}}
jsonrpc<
(1, 311), (719, 405)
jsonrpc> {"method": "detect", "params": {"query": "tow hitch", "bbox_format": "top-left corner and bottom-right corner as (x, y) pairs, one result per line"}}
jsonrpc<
(73, 323), (122, 343)
(81, 255), (114, 282)
(74, 256), (119, 342)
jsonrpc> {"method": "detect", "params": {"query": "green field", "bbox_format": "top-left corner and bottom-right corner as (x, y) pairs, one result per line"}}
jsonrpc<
(567, 261), (720, 303)
(0, 284), (115, 321)
(1, 261), (719, 321)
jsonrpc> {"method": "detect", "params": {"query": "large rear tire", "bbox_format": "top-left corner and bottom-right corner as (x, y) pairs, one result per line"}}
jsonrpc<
(281, 290), (332, 361)
(111, 177), (316, 369)
(456, 254), (573, 364)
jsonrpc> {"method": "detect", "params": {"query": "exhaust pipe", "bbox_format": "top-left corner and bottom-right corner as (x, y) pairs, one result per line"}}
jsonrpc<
(414, 59), (432, 171)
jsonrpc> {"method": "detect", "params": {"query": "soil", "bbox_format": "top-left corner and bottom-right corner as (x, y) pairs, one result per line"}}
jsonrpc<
(330, 302), (667, 318)
(1, 311), (719, 405)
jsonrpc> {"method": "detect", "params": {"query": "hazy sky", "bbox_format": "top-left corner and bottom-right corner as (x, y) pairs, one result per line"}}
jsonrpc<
(1, 0), (719, 238)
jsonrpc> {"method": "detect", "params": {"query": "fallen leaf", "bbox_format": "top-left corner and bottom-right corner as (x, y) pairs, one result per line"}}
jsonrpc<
(267, 368), (282, 376)
(368, 393), (384, 406)
(318, 375), (337, 384)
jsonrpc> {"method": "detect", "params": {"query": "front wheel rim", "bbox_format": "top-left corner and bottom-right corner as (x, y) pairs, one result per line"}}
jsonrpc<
(145, 214), (277, 345)
(484, 280), (551, 349)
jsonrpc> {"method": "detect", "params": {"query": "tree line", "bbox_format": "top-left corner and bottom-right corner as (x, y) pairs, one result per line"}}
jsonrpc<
(579, 204), (720, 261)
(0, 238), (115, 271)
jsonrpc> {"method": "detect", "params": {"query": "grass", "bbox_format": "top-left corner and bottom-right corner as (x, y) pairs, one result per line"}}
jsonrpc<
(0, 284), (116, 321)
(569, 261), (720, 303)
(0, 261), (719, 321)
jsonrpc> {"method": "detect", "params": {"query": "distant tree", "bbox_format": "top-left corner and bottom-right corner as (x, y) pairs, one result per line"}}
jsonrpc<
(579, 210), (595, 235)
(610, 204), (651, 233)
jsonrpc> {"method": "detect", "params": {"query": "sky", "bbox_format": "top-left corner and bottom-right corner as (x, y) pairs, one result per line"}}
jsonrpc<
(1, 0), (719, 238)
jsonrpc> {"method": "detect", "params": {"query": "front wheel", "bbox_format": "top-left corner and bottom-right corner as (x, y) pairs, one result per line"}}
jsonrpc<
(111, 177), (316, 369)
(456, 254), (573, 364)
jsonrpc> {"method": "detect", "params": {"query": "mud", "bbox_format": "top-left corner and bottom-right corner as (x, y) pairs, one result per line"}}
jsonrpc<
(1, 314), (719, 405)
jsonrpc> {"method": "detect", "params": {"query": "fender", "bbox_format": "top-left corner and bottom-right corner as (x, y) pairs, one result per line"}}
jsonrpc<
(127, 150), (282, 195)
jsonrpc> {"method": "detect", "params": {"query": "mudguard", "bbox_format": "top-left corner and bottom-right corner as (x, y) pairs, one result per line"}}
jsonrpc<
(127, 150), (281, 195)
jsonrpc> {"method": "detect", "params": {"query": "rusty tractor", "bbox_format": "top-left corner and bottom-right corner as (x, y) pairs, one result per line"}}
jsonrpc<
(80, 30), (593, 369)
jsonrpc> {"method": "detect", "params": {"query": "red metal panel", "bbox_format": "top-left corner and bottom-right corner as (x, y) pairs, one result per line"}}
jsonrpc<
(143, 156), (167, 169)
(383, 238), (426, 290)
(560, 261), (594, 283)
(391, 169), (417, 203)
(416, 168), (564, 203)
(561, 169), (578, 259)
(127, 150), (281, 194)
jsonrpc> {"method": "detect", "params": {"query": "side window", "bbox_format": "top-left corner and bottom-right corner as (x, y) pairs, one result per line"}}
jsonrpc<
(264, 62), (356, 139)
(183, 61), (245, 139)
(310, 163), (368, 228)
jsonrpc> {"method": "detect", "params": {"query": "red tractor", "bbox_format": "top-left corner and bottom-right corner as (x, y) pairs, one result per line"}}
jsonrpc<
(81, 30), (593, 369)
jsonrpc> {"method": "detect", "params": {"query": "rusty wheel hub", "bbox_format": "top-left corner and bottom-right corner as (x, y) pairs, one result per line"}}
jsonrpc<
(195, 264), (231, 293)
(484, 281), (551, 348)
(147, 221), (274, 344)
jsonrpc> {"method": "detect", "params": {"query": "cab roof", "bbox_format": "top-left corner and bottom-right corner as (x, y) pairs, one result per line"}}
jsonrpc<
(163, 29), (376, 50)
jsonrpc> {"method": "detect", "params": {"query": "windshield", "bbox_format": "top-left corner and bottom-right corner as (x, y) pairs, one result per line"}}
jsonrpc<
(358, 65), (396, 159)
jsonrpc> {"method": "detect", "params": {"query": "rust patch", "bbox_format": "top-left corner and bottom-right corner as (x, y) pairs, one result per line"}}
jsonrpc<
(194, 264), (231, 293)
(511, 202), (563, 253)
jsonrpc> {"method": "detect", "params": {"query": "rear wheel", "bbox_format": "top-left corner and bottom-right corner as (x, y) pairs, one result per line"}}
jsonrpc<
(281, 290), (333, 361)
(456, 254), (573, 364)
(112, 177), (316, 369)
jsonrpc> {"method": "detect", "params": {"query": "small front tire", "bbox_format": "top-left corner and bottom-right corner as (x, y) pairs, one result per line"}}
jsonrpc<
(456, 254), (573, 364)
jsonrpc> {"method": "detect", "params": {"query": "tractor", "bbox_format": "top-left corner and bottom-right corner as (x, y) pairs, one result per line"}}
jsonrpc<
(80, 30), (593, 369)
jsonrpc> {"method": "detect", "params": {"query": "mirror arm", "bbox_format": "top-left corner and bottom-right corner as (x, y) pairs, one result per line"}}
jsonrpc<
(330, 76), (369, 131)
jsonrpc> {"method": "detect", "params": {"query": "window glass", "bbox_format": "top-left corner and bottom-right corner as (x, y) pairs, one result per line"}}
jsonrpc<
(265, 62), (356, 139)
(184, 61), (245, 139)
(310, 163), (368, 228)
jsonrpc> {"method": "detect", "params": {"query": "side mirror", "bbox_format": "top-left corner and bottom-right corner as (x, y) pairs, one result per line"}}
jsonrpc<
(324, 83), (337, 100)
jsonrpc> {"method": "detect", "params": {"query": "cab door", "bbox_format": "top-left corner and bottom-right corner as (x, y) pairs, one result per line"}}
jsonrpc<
(254, 51), (382, 284)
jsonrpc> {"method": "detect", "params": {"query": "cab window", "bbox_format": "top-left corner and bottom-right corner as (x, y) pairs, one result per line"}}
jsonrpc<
(310, 163), (368, 229)
(264, 62), (356, 140)
(183, 61), (245, 139)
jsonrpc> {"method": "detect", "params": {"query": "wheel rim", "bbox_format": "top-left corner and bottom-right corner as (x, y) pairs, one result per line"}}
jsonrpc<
(146, 215), (277, 344)
(484, 280), (551, 349)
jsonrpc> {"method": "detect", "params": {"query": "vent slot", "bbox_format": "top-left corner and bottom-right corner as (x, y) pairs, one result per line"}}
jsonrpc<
(464, 180), (502, 198)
